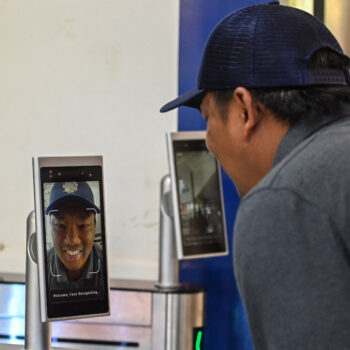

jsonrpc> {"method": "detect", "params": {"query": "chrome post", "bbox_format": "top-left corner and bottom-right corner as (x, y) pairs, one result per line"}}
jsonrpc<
(156, 175), (181, 289)
(24, 210), (52, 350)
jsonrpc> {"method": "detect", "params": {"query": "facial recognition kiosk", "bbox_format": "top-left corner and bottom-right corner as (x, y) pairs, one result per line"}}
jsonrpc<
(155, 130), (228, 349)
(158, 131), (227, 285)
(25, 155), (110, 349)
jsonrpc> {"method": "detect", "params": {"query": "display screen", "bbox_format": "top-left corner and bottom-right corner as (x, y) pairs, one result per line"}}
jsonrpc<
(173, 139), (227, 257)
(40, 165), (109, 319)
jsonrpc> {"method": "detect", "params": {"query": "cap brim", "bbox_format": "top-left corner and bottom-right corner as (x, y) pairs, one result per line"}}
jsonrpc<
(160, 88), (206, 113)
(45, 195), (101, 215)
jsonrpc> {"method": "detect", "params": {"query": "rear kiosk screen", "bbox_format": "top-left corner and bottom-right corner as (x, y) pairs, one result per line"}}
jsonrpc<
(168, 132), (228, 259)
(38, 162), (109, 320)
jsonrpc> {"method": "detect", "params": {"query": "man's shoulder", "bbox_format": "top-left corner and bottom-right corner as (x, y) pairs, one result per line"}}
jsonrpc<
(92, 244), (103, 260)
(234, 118), (350, 350)
(47, 246), (56, 260)
(235, 117), (350, 237)
(244, 117), (350, 205)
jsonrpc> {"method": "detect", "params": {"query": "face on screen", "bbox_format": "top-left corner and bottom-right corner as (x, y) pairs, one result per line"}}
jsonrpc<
(50, 201), (95, 281)
(44, 181), (102, 286)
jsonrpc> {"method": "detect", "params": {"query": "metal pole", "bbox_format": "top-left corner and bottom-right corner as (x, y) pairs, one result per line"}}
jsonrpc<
(156, 175), (181, 289)
(24, 210), (52, 350)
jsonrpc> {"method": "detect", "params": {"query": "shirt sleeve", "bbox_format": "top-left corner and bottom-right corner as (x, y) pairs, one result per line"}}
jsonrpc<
(233, 187), (350, 350)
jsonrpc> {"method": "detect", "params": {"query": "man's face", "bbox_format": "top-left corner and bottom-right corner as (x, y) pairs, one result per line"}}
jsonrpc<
(200, 90), (290, 197)
(200, 92), (247, 196)
(50, 201), (95, 278)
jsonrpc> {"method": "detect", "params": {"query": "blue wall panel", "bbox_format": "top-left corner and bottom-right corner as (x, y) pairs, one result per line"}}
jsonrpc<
(178, 1), (268, 349)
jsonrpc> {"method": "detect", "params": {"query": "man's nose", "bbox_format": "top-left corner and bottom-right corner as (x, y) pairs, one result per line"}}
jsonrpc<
(65, 225), (81, 245)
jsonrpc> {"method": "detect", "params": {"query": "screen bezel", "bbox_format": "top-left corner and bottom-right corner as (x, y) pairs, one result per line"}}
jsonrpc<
(33, 156), (110, 322)
(167, 131), (229, 260)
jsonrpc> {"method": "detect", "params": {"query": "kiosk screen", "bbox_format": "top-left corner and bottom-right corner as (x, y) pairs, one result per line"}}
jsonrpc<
(167, 132), (228, 259)
(33, 157), (109, 321)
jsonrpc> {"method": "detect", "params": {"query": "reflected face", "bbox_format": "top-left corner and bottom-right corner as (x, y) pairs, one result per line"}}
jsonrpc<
(51, 201), (95, 279)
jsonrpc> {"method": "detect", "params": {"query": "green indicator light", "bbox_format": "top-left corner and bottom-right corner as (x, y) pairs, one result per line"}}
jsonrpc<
(195, 330), (203, 350)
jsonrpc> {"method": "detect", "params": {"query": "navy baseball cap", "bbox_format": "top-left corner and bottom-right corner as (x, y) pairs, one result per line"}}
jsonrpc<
(45, 181), (100, 215)
(160, 1), (350, 112)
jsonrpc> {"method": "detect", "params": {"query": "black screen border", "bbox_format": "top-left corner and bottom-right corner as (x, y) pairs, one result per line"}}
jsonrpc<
(40, 165), (109, 319)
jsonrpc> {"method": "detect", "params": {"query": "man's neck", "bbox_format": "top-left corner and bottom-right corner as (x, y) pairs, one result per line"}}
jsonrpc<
(67, 267), (84, 281)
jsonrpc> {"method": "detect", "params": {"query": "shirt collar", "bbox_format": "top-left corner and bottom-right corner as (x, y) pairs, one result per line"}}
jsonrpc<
(273, 103), (350, 166)
(52, 246), (97, 284)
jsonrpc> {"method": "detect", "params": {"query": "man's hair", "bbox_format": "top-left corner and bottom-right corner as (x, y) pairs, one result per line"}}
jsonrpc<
(212, 49), (350, 125)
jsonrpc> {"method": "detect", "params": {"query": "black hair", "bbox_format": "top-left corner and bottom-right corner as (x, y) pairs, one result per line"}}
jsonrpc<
(212, 49), (350, 125)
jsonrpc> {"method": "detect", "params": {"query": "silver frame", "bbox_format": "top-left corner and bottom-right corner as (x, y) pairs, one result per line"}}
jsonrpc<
(33, 155), (110, 322)
(166, 131), (229, 260)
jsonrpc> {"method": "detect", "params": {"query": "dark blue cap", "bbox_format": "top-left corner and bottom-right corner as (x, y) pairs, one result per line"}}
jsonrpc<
(45, 181), (100, 215)
(160, 2), (350, 112)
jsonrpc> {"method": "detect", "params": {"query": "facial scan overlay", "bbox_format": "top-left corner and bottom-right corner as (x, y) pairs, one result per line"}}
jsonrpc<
(43, 181), (105, 304)
(174, 141), (226, 256)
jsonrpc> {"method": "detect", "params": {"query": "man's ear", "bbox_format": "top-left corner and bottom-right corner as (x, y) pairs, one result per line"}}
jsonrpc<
(233, 87), (261, 140)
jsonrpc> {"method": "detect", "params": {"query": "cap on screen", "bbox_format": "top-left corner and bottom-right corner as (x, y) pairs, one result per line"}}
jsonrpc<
(45, 181), (100, 214)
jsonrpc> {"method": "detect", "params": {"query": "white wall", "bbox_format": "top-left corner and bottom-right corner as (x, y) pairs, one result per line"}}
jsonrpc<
(0, 0), (179, 280)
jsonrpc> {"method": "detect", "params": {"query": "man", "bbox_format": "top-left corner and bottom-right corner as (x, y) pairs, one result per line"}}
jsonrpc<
(45, 181), (104, 290)
(161, 2), (350, 349)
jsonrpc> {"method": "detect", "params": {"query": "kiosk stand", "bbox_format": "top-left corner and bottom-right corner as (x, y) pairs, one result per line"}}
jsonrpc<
(24, 210), (51, 350)
(153, 175), (205, 349)
(157, 175), (180, 289)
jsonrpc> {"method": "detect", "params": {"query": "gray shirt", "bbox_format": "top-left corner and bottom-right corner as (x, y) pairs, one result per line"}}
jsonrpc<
(234, 105), (350, 350)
